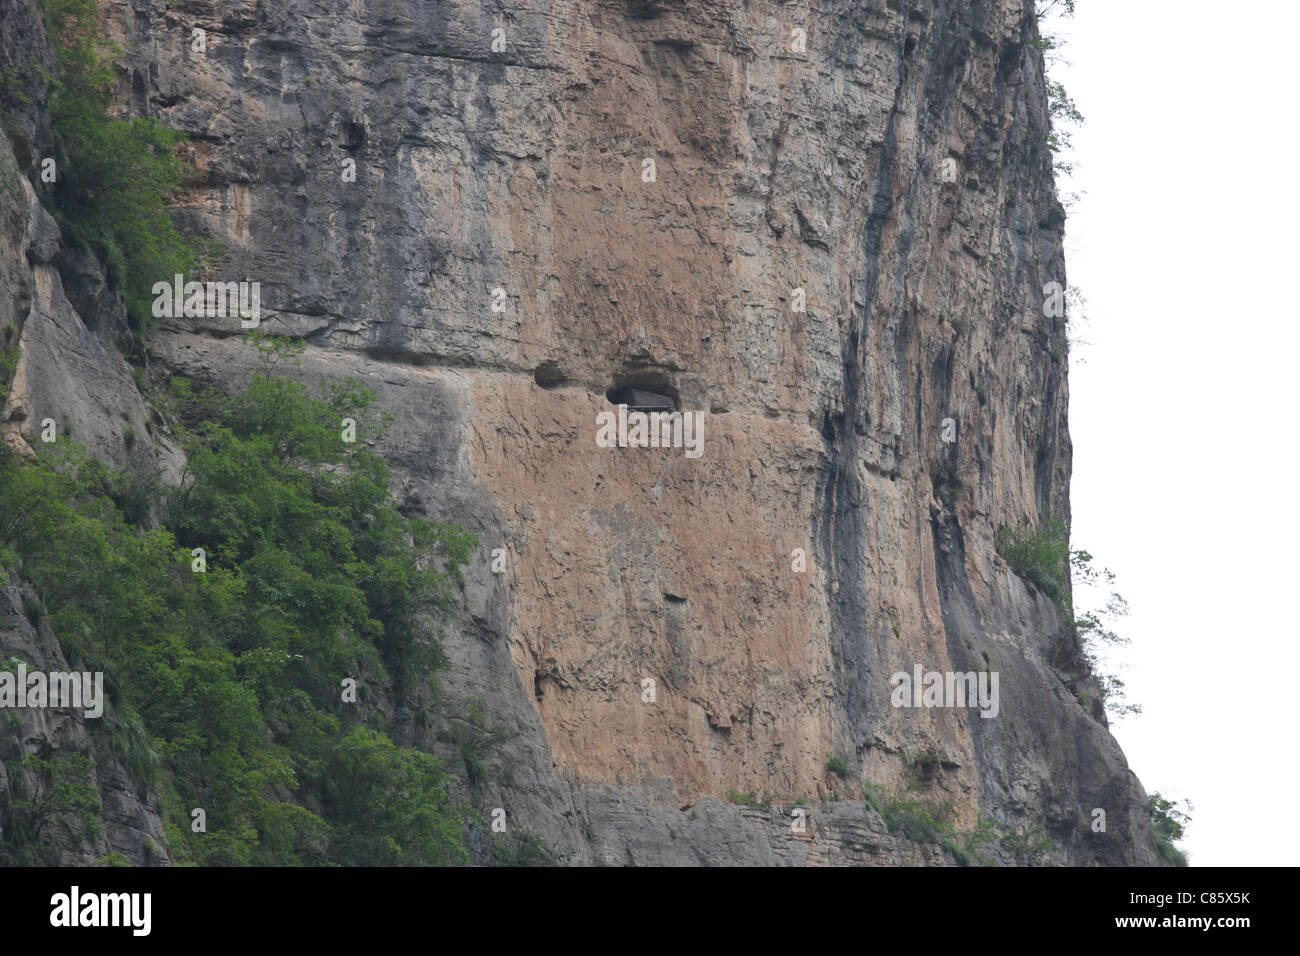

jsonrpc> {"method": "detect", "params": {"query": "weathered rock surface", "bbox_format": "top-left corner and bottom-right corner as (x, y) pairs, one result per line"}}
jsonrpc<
(0, 580), (171, 865)
(1, 0), (1162, 864)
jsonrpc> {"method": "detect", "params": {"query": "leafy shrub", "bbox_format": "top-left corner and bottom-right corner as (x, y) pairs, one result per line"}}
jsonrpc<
(864, 781), (956, 843)
(1000, 824), (1053, 865)
(1069, 549), (1143, 720)
(91, 852), (133, 866)
(1033, 1), (1083, 177)
(1149, 792), (1191, 867)
(490, 830), (558, 867)
(319, 727), (467, 865)
(42, 0), (197, 329)
(949, 817), (1002, 867)
(437, 698), (510, 793)
(0, 343), (19, 405)
(0, 753), (101, 865)
(825, 754), (852, 778)
(864, 781), (1052, 867)
(996, 513), (1070, 606)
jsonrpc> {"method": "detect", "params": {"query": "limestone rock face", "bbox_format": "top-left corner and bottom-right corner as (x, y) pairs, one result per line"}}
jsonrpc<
(0, 580), (171, 865)
(1, 0), (1162, 864)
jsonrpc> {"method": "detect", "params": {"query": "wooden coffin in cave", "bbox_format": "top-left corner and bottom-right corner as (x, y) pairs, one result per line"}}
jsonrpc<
(615, 387), (676, 413)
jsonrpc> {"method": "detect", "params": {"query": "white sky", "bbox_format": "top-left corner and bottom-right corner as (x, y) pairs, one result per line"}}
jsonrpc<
(1045, 0), (1299, 866)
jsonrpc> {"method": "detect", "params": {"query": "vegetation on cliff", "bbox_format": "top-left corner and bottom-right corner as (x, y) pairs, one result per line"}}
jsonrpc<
(1149, 792), (1192, 867)
(0, 336), (477, 865)
(995, 515), (1142, 721)
(41, 0), (196, 330)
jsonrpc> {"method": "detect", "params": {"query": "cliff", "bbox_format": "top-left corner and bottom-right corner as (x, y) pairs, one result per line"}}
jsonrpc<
(1, 0), (1162, 865)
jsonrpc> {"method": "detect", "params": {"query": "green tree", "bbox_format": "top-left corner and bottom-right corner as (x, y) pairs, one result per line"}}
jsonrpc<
(1149, 792), (1192, 866)
(0, 363), (478, 866)
(319, 727), (468, 866)
(0, 753), (102, 866)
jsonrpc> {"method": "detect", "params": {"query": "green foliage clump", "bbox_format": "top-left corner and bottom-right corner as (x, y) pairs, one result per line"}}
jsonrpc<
(996, 517), (1148, 726)
(0, 753), (101, 865)
(825, 754), (852, 778)
(320, 727), (467, 866)
(1032, 1), (1083, 178)
(1000, 823), (1053, 866)
(1045, 79), (1084, 157)
(0, 150), (23, 199)
(996, 513), (1071, 606)
(437, 698), (510, 793)
(1149, 792), (1191, 867)
(42, 0), (197, 329)
(0, 354), (478, 865)
(864, 781), (1055, 867)
(1034, 0), (1076, 19)
(997, 514), (1143, 721)
(490, 830), (558, 867)
(0, 338), (19, 406)
(864, 781), (957, 844)
(1069, 550), (1142, 720)
(725, 789), (760, 808)
(948, 817), (1003, 867)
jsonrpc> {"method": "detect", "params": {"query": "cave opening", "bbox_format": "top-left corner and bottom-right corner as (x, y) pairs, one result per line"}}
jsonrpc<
(605, 371), (680, 412)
